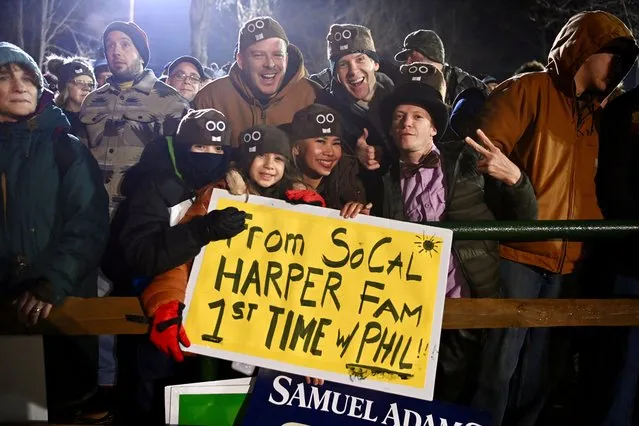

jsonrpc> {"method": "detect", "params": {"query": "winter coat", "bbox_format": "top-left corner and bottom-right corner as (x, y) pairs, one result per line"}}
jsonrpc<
(140, 169), (317, 315)
(310, 155), (367, 210)
(442, 64), (489, 106)
(62, 109), (85, 140)
(79, 70), (189, 215)
(596, 86), (639, 278)
(478, 11), (638, 274)
(104, 138), (211, 288)
(318, 72), (395, 214)
(0, 100), (109, 304)
(139, 181), (228, 316)
(381, 140), (537, 298)
(193, 45), (320, 146)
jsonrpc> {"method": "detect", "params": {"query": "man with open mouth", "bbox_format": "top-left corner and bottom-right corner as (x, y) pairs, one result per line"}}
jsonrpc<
(318, 23), (396, 217)
(194, 16), (320, 146)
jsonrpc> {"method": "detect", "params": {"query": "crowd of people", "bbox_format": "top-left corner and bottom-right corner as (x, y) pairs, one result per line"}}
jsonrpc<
(1, 8), (639, 426)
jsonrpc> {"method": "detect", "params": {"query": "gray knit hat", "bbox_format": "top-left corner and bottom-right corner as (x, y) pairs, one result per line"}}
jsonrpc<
(239, 125), (291, 170)
(238, 17), (289, 52)
(327, 24), (377, 62)
(394, 30), (445, 64)
(0, 42), (44, 95)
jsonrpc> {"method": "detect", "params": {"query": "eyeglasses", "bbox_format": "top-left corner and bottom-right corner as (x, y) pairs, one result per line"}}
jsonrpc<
(170, 71), (202, 84)
(70, 80), (95, 91)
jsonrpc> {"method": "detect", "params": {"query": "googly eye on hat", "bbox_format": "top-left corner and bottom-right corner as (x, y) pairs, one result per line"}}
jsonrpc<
(239, 125), (292, 169)
(326, 24), (376, 61)
(238, 16), (290, 52)
(242, 129), (264, 152)
(401, 63), (438, 82)
(399, 62), (446, 98)
(290, 104), (342, 141)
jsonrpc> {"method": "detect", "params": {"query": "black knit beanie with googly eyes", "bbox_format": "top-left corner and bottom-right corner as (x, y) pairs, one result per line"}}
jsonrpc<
(289, 104), (343, 141)
(238, 17), (289, 52)
(175, 108), (232, 147)
(239, 124), (292, 171)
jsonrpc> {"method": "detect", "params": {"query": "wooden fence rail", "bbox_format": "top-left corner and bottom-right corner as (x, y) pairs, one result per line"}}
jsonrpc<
(2, 297), (639, 335)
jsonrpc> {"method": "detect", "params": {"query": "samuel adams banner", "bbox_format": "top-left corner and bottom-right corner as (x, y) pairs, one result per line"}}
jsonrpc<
(182, 190), (452, 399)
(242, 369), (492, 426)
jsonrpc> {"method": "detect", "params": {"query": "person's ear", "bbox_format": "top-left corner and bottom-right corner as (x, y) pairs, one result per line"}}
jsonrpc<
(236, 51), (244, 70)
(292, 144), (300, 156)
(374, 61), (380, 72)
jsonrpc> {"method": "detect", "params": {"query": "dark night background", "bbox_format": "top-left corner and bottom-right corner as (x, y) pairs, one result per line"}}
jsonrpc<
(0, 0), (637, 85)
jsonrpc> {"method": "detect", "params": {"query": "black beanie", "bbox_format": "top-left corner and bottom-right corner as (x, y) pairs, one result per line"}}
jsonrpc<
(175, 109), (232, 147)
(46, 56), (95, 92)
(103, 21), (150, 66)
(238, 17), (289, 52)
(289, 104), (342, 141)
(239, 125), (291, 171)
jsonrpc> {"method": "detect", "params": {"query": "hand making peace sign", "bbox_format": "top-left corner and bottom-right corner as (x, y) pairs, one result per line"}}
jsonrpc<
(464, 129), (522, 186)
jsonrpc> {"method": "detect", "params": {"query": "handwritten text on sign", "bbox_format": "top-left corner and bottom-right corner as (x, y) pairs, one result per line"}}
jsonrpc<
(183, 191), (451, 400)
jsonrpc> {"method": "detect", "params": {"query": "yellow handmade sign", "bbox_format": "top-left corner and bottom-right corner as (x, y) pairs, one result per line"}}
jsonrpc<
(183, 190), (452, 400)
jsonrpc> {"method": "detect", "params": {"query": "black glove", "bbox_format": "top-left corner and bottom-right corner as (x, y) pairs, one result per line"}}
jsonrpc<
(193, 207), (246, 244)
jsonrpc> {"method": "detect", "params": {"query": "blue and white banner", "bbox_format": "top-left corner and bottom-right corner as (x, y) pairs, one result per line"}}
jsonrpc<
(242, 369), (492, 426)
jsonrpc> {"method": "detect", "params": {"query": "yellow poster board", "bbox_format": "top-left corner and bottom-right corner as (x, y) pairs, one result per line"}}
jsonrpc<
(183, 190), (452, 400)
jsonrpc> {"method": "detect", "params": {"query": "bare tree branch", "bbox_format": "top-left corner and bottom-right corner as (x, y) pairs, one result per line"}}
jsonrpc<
(191, 0), (215, 64)
(45, 0), (81, 44)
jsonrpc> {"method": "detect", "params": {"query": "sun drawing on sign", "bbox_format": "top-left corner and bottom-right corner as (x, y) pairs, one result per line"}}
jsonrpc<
(414, 233), (442, 257)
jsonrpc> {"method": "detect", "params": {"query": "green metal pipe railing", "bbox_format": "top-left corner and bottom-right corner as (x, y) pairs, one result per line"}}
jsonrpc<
(429, 220), (639, 241)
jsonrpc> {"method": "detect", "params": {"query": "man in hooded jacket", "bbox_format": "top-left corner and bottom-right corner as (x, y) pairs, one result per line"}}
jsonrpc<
(470, 11), (639, 426)
(193, 16), (320, 146)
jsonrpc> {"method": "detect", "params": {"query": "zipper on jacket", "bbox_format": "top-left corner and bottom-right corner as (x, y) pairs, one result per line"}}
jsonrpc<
(557, 143), (578, 273)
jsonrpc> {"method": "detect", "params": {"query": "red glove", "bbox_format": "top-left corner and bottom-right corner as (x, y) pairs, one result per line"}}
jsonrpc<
(285, 189), (326, 208)
(150, 301), (191, 362)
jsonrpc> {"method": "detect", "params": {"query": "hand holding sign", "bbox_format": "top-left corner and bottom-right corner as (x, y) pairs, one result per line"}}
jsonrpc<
(340, 202), (373, 219)
(304, 377), (325, 386)
(465, 129), (521, 186)
(199, 207), (247, 242)
(150, 300), (191, 362)
(183, 191), (452, 400)
(356, 128), (382, 171)
(285, 189), (326, 208)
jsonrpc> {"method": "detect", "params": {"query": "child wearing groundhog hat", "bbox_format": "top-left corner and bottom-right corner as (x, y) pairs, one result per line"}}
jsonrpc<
(225, 125), (316, 203)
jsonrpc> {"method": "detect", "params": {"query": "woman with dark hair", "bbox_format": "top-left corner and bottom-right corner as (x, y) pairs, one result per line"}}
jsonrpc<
(289, 103), (371, 217)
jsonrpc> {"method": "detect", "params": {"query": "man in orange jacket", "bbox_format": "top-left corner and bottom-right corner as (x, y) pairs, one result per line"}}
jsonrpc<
(470, 11), (639, 426)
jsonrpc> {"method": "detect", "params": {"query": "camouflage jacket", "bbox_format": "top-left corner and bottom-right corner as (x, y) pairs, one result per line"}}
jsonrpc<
(79, 70), (188, 215)
(443, 64), (490, 106)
